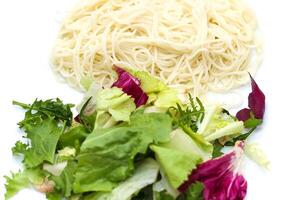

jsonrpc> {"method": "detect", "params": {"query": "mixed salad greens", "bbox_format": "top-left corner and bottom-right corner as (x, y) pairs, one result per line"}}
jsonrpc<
(4, 67), (266, 200)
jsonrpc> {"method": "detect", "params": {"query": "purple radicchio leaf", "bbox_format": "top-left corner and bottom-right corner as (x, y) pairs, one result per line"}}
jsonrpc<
(179, 141), (247, 200)
(248, 74), (265, 119)
(236, 74), (265, 121)
(236, 108), (251, 122)
(112, 66), (148, 107)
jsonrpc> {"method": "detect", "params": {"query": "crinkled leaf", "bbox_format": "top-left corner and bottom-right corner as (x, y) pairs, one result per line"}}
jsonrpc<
(22, 117), (65, 168)
(4, 168), (45, 200)
(4, 171), (30, 199)
(151, 129), (204, 189)
(132, 71), (167, 93)
(96, 87), (136, 123)
(130, 112), (173, 143)
(91, 159), (159, 200)
(155, 89), (180, 108)
(12, 141), (28, 155)
(74, 113), (172, 193)
(130, 70), (179, 108)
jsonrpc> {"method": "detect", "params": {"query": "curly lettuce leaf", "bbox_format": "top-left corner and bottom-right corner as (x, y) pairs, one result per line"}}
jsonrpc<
(23, 117), (65, 167)
(151, 129), (204, 189)
(13, 99), (73, 168)
(4, 168), (45, 200)
(87, 158), (159, 200)
(198, 105), (244, 142)
(74, 112), (172, 193)
(4, 171), (30, 199)
(12, 141), (28, 155)
(96, 87), (136, 123)
(128, 69), (179, 108)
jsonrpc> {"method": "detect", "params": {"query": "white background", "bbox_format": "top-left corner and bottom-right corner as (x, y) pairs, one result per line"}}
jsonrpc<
(0, 0), (300, 199)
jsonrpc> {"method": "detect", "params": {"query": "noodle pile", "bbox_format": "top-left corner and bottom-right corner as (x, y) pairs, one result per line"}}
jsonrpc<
(51, 0), (262, 96)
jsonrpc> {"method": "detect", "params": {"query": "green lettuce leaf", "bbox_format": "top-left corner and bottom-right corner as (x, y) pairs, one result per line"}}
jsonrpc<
(74, 112), (172, 193)
(12, 141), (28, 155)
(22, 117), (65, 168)
(153, 168), (180, 199)
(198, 106), (244, 142)
(154, 191), (175, 200)
(86, 158), (159, 200)
(129, 70), (179, 108)
(46, 192), (63, 200)
(154, 89), (179, 108)
(4, 171), (30, 199)
(58, 124), (89, 150)
(150, 129), (204, 189)
(130, 112), (173, 143)
(245, 142), (271, 170)
(96, 88), (136, 122)
(50, 161), (77, 197)
(185, 182), (204, 200)
(132, 71), (167, 93)
(4, 168), (45, 200)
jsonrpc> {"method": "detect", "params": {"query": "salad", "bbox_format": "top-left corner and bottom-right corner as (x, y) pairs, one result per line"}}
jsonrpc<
(4, 67), (267, 200)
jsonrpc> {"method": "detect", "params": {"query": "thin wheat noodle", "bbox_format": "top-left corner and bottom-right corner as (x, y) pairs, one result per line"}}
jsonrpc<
(51, 0), (262, 97)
